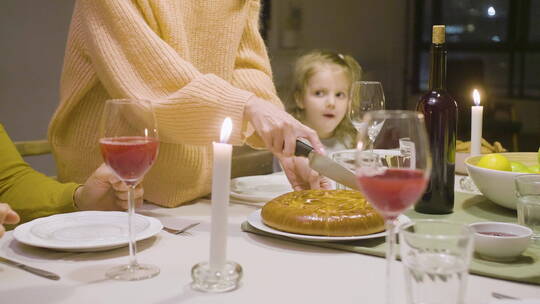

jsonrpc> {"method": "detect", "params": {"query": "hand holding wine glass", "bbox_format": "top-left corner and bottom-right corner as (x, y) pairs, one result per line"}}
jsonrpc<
(99, 99), (159, 281)
(355, 110), (431, 304)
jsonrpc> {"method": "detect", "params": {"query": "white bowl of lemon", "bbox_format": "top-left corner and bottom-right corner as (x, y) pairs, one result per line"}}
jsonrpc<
(465, 151), (540, 210)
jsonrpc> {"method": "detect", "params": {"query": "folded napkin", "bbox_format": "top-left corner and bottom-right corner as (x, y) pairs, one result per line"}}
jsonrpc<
(242, 192), (540, 286)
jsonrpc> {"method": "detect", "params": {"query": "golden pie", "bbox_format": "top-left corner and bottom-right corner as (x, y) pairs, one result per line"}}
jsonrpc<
(261, 189), (385, 237)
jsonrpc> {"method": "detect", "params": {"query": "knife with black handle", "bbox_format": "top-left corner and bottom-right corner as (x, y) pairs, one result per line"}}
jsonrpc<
(294, 140), (359, 190)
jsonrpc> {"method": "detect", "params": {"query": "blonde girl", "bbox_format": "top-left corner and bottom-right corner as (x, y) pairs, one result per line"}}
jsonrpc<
(287, 50), (362, 152)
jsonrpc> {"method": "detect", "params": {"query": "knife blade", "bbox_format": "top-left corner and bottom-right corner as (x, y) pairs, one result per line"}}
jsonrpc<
(0, 256), (60, 280)
(294, 140), (359, 190)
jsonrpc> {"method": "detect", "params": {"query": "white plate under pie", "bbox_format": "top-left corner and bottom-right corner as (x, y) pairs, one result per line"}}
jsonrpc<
(247, 209), (411, 242)
(230, 173), (292, 203)
(13, 211), (163, 252)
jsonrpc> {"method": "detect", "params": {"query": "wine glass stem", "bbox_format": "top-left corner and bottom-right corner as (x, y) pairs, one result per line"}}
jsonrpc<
(127, 184), (139, 269)
(385, 218), (397, 304)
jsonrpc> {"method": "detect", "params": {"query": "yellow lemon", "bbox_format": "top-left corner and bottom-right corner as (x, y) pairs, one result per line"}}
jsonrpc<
(529, 165), (540, 174)
(477, 153), (512, 171)
(511, 161), (533, 173)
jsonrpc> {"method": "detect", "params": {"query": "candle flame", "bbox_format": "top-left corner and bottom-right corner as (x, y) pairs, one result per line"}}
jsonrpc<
(219, 117), (232, 143)
(473, 89), (481, 106)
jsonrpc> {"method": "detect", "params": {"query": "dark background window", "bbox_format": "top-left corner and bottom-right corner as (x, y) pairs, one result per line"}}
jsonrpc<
(414, 0), (540, 151)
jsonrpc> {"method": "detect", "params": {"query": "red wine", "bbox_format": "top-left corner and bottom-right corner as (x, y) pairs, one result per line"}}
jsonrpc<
(357, 168), (428, 220)
(415, 25), (457, 214)
(100, 136), (159, 185)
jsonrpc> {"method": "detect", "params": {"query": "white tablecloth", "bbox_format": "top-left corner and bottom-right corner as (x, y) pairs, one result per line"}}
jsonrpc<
(1, 195), (538, 304)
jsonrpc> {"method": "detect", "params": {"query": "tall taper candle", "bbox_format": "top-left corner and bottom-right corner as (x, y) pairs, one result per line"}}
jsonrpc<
(471, 89), (483, 156)
(209, 117), (232, 272)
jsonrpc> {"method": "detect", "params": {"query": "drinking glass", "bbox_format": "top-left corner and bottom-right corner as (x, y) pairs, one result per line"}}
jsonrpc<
(355, 110), (431, 304)
(330, 150), (356, 190)
(515, 174), (540, 241)
(399, 220), (474, 304)
(99, 99), (160, 281)
(348, 81), (385, 145)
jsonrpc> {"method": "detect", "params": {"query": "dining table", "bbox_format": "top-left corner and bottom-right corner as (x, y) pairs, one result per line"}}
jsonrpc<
(1, 186), (539, 304)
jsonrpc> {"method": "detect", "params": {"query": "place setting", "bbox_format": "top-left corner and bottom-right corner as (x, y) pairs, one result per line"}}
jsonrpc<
(12, 211), (162, 253)
(3, 4), (540, 303)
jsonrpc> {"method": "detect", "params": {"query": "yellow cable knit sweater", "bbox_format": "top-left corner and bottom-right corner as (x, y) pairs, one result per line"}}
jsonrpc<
(48, 0), (282, 207)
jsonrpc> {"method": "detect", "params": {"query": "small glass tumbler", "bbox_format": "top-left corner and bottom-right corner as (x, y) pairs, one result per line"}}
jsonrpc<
(399, 220), (474, 304)
(515, 174), (540, 242)
(330, 150), (356, 190)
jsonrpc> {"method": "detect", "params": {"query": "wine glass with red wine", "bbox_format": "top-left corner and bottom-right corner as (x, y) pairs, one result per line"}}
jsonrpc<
(99, 99), (160, 281)
(355, 110), (431, 304)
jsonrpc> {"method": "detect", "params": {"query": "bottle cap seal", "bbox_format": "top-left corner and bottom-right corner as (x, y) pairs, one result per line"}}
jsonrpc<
(432, 25), (445, 44)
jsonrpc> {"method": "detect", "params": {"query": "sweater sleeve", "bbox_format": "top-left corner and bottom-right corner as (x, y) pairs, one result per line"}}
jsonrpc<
(0, 125), (78, 227)
(80, 0), (262, 145)
(231, 0), (285, 149)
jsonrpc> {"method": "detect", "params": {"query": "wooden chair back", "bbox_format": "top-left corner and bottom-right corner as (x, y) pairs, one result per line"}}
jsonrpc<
(14, 139), (51, 156)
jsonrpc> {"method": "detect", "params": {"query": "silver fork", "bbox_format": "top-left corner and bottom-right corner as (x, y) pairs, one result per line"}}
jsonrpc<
(162, 222), (200, 235)
(492, 292), (520, 300)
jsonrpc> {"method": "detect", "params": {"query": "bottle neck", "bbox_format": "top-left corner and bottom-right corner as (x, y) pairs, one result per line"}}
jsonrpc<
(429, 44), (447, 90)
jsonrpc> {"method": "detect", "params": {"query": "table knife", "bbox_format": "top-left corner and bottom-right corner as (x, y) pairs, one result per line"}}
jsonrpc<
(294, 140), (359, 190)
(0, 256), (60, 280)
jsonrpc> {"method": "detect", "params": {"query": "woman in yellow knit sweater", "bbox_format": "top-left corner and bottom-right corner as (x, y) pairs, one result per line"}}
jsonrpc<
(0, 124), (143, 236)
(49, 0), (327, 207)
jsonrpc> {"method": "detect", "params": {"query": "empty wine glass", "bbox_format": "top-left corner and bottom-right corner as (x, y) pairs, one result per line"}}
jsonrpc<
(99, 99), (160, 281)
(348, 81), (385, 146)
(355, 110), (431, 304)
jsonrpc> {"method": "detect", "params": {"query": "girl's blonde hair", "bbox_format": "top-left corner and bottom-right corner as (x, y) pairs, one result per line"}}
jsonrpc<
(287, 50), (362, 148)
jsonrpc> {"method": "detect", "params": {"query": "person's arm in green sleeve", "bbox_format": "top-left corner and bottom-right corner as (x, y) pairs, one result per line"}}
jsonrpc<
(0, 124), (144, 229)
(0, 124), (78, 225)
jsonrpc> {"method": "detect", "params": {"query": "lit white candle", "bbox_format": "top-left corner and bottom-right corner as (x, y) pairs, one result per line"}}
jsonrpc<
(471, 89), (483, 156)
(209, 117), (232, 272)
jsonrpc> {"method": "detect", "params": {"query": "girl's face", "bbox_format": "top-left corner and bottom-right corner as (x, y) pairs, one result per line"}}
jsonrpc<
(297, 64), (350, 139)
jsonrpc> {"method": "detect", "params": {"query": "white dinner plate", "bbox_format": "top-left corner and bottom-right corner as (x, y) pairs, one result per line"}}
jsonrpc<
(230, 173), (292, 203)
(247, 209), (411, 242)
(13, 211), (163, 252)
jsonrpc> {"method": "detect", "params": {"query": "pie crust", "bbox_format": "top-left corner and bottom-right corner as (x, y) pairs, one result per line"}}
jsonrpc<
(261, 189), (385, 237)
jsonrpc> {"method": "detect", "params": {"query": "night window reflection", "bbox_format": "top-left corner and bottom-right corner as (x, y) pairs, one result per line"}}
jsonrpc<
(416, 0), (539, 99)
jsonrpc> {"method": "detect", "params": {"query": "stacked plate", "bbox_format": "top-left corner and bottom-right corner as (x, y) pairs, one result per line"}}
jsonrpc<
(230, 173), (292, 204)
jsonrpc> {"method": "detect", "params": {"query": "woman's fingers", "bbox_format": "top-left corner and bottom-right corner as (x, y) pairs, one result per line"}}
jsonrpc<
(271, 126), (285, 156)
(245, 96), (322, 157)
(114, 197), (143, 210)
(308, 170), (322, 189)
(113, 185), (144, 201)
(320, 177), (333, 190)
(283, 131), (297, 158)
(0, 203), (20, 225)
(111, 182), (144, 210)
(111, 180), (128, 192)
(5, 210), (20, 225)
(0, 203), (20, 238)
(300, 126), (325, 155)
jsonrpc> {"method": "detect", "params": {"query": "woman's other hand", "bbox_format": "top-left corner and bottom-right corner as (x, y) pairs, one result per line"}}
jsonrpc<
(0, 203), (20, 238)
(74, 164), (144, 211)
(279, 156), (332, 191)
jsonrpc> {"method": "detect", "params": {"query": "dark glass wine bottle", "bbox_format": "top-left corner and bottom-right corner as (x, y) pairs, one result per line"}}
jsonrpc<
(415, 25), (458, 214)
